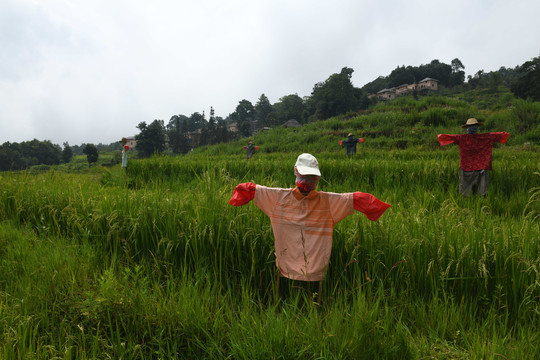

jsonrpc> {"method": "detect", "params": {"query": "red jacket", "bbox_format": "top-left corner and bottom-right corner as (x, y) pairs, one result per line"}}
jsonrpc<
(438, 132), (509, 171)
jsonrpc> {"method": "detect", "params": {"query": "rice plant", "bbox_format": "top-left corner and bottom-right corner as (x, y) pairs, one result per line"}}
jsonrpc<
(0, 145), (538, 358)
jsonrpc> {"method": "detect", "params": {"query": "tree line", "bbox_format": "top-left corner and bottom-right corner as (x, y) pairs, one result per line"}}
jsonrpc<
(0, 140), (72, 171)
(121, 54), (540, 159)
(1, 56), (538, 169)
(0, 139), (125, 171)
(135, 66), (377, 157)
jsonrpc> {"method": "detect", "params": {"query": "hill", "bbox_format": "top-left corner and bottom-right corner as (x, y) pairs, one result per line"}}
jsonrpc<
(193, 86), (539, 157)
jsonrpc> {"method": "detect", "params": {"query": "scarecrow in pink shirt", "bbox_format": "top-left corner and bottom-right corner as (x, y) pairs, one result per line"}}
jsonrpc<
(438, 118), (510, 196)
(229, 153), (391, 295)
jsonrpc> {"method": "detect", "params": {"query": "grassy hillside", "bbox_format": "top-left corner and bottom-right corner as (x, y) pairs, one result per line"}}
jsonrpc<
(188, 87), (539, 158)
(31, 86), (538, 173)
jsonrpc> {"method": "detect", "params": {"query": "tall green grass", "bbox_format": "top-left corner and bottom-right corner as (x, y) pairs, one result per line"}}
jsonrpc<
(1, 149), (538, 306)
(2, 217), (537, 358)
(1, 144), (539, 356)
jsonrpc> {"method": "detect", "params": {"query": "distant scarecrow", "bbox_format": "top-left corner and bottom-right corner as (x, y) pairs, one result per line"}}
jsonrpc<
(121, 145), (129, 168)
(339, 133), (364, 155)
(438, 118), (510, 196)
(243, 141), (259, 160)
(120, 138), (130, 169)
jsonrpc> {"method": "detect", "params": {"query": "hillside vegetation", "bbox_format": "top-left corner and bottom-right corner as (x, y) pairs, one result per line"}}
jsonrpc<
(196, 88), (539, 156)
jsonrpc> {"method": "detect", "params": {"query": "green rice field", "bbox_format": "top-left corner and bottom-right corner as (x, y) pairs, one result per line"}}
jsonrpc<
(0, 146), (539, 358)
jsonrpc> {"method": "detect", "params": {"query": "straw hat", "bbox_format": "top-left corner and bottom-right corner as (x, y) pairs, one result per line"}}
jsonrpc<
(295, 153), (321, 176)
(347, 133), (353, 137)
(462, 118), (484, 128)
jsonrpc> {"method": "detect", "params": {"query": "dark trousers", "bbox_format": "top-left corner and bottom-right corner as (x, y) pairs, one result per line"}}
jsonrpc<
(276, 275), (323, 303)
(459, 168), (489, 196)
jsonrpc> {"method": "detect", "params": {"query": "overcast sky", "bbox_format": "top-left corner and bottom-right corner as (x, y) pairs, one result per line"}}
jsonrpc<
(1, 0), (539, 146)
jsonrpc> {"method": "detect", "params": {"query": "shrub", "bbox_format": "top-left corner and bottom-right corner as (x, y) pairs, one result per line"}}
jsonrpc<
(422, 108), (446, 127)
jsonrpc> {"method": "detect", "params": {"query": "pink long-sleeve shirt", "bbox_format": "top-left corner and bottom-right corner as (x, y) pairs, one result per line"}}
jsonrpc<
(252, 185), (388, 281)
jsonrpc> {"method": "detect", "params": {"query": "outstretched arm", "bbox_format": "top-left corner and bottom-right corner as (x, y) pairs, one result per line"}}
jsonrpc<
(353, 192), (391, 221)
(437, 134), (457, 146)
(495, 132), (510, 144)
(229, 182), (256, 206)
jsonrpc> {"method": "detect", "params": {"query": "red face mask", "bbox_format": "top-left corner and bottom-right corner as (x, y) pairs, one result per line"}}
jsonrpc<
(294, 168), (320, 194)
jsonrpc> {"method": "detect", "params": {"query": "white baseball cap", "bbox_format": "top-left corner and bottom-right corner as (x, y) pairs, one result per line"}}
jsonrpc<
(294, 153), (321, 176)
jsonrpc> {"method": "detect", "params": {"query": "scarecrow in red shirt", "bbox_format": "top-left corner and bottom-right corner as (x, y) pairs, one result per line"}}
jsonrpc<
(229, 153), (391, 299)
(438, 118), (510, 196)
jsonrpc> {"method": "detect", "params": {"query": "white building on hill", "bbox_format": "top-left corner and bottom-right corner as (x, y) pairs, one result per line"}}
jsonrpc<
(370, 78), (439, 101)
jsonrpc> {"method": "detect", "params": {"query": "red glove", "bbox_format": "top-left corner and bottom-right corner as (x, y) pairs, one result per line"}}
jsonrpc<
(229, 182), (256, 206)
(358, 138), (364, 143)
(353, 192), (391, 221)
(255, 146), (259, 150)
(339, 140), (343, 145)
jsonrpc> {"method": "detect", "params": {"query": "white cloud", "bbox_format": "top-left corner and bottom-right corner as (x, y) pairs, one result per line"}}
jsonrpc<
(1, 0), (539, 145)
